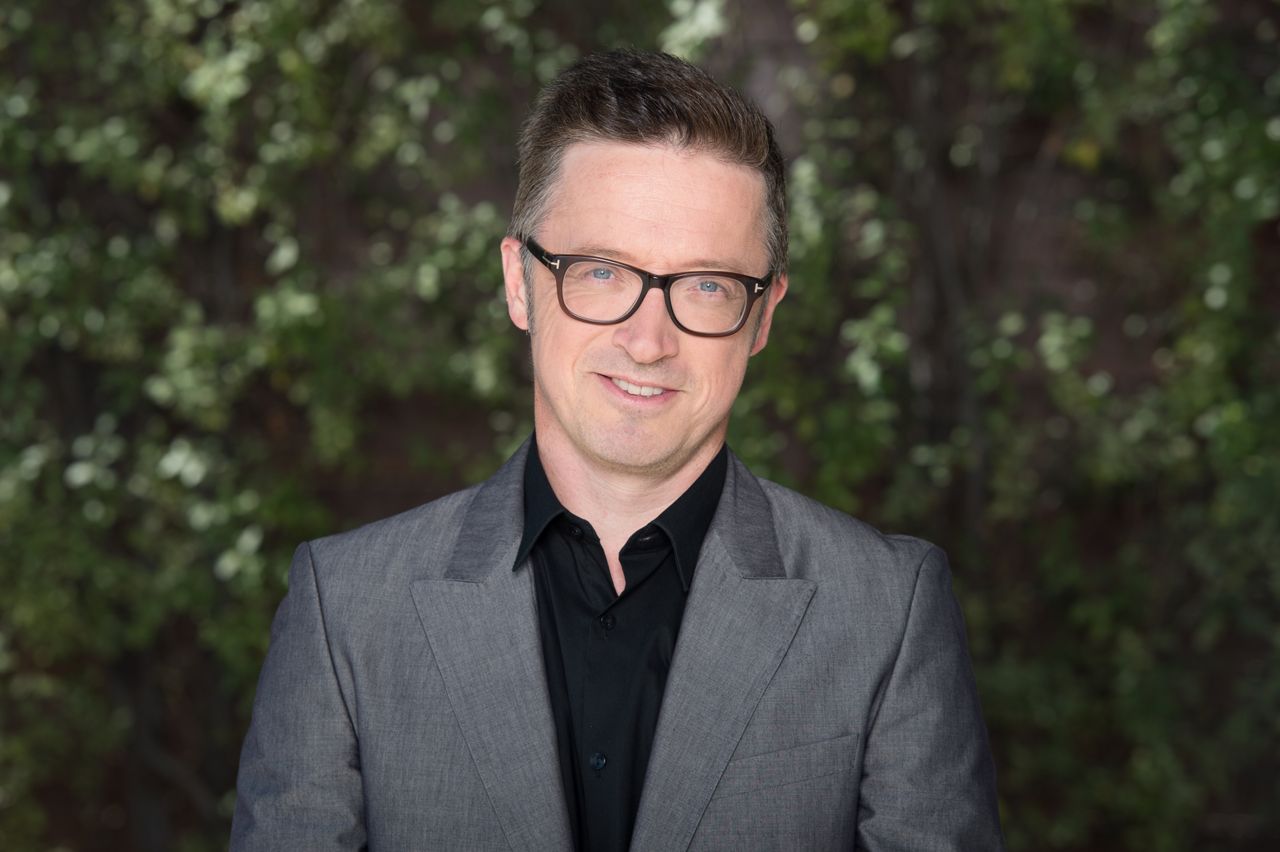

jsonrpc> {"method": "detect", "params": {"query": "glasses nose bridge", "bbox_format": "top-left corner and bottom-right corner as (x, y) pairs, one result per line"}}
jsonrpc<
(639, 269), (672, 289)
(628, 269), (679, 326)
(635, 269), (676, 302)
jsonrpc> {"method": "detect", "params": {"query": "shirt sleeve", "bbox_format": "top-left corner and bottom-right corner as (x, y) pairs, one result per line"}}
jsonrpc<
(855, 545), (1005, 851)
(231, 542), (367, 851)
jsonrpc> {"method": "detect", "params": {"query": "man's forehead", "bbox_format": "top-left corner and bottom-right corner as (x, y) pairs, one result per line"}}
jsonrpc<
(541, 140), (770, 269)
(567, 242), (747, 271)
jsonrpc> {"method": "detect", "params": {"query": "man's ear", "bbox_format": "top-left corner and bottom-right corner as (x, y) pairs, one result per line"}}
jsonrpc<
(500, 236), (530, 331)
(749, 272), (787, 355)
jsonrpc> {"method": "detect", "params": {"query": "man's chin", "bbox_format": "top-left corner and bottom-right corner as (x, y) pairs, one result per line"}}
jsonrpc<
(581, 430), (718, 480)
(589, 446), (676, 476)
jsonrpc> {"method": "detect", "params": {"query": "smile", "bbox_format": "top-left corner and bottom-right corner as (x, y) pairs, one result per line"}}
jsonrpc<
(610, 377), (670, 398)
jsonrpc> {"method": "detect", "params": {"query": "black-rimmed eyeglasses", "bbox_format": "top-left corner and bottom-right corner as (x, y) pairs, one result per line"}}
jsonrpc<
(523, 238), (773, 338)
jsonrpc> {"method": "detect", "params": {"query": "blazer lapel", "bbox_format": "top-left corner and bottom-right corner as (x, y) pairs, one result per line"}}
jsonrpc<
(410, 442), (573, 852)
(629, 455), (816, 852)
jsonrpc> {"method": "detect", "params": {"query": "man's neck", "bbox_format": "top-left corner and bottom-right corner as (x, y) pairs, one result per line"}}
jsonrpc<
(534, 429), (724, 593)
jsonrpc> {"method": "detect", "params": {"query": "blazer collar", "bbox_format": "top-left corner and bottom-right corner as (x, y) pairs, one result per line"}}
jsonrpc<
(441, 438), (530, 582)
(710, 449), (789, 579)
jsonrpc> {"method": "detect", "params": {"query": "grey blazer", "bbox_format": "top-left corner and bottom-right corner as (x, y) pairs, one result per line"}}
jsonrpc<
(231, 442), (1004, 851)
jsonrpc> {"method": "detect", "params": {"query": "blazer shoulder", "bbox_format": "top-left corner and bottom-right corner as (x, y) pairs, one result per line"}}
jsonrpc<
(304, 482), (483, 587)
(753, 475), (941, 589)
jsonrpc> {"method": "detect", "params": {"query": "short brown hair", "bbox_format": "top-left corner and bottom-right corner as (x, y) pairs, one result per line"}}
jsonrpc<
(510, 49), (788, 275)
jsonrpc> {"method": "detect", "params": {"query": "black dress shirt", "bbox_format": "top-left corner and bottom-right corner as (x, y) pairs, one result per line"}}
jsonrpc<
(514, 440), (727, 852)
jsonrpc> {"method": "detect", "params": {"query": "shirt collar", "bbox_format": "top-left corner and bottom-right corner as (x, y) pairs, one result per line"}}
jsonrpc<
(649, 444), (727, 590)
(514, 438), (565, 570)
(514, 437), (728, 592)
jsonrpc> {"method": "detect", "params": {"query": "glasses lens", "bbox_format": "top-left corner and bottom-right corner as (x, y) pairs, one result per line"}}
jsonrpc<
(561, 260), (645, 322)
(670, 275), (749, 334)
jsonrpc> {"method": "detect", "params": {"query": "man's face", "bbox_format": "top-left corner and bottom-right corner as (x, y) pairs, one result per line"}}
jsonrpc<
(501, 141), (787, 479)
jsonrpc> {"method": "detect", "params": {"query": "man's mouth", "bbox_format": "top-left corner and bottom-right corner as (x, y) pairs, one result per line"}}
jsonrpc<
(610, 377), (670, 398)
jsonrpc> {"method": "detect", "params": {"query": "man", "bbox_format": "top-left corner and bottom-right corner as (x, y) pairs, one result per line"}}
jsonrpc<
(232, 50), (1003, 851)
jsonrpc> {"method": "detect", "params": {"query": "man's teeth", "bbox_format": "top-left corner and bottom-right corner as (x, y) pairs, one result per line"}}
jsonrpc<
(612, 377), (665, 397)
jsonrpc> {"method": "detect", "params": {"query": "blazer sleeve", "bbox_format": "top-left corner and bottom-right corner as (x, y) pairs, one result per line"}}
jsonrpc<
(855, 546), (1005, 851)
(231, 542), (367, 851)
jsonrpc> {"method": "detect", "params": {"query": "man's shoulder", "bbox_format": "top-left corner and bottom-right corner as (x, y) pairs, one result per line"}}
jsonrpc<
(304, 480), (487, 583)
(748, 470), (942, 587)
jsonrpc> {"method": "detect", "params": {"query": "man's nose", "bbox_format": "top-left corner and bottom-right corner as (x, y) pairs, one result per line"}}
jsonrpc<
(612, 287), (680, 364)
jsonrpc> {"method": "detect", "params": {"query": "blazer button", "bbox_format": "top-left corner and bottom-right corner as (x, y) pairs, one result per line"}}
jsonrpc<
(589, 752), (607, 771)
(599, 614), (616, 631)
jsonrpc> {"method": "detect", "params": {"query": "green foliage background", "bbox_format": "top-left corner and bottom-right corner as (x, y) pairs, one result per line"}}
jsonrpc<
(1, 0), (1277, 849)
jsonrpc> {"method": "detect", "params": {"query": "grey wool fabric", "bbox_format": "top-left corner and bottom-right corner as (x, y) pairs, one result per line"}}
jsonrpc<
(231, 440), (1005, 851)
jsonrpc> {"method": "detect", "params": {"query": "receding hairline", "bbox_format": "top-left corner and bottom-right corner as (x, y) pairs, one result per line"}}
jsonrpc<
(519, 137), (778, 267)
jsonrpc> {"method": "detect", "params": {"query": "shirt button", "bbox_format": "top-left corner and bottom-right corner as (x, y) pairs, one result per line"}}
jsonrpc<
(568, 525), (583, 539)
(599, 614), (616, 631)
(589, 752), (607, 771)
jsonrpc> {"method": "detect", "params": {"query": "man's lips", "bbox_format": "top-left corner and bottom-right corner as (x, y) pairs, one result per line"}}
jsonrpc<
(598, 374), (676, 399)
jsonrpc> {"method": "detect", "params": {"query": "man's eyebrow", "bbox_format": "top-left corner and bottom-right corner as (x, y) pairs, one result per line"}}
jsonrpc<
(571, 244), (747, 272)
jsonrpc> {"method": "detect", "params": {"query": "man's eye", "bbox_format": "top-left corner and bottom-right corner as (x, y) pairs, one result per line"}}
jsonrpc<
(682, 277), (728, 297)
(589, 267), (615, 280)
